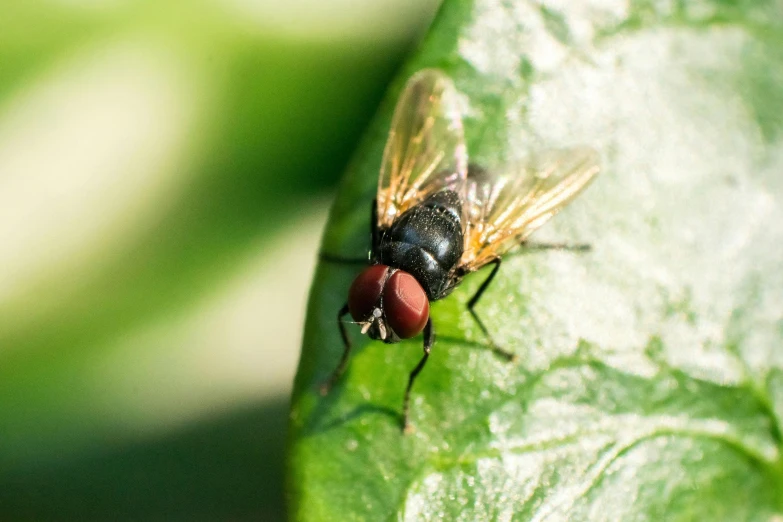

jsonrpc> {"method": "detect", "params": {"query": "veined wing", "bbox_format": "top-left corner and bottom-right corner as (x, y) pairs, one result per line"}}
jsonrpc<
(460, 147), (600, 271)
(376, 69), (468, 229)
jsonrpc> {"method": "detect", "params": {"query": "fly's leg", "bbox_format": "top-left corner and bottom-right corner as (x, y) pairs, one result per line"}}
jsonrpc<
(317, 199), (380, 266)
(467, 258), (517, 362)
(320, 303), (352, 395)
(465, 244), (591, 362)
(370, 198), (379, 254)
(523, 242), (591, 252)
(402, 318), (434, 434)
(319, 253), (369, 265)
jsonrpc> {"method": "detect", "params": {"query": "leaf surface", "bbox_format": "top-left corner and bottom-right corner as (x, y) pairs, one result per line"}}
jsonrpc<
(288, 0), (783, 520)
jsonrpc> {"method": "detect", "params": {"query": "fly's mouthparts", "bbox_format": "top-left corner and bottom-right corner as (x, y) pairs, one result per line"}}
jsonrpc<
(378, 320), (387, 340)
(369, 307), (388, 339)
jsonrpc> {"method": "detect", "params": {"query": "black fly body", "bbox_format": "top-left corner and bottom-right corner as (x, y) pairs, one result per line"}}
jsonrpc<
(321, 69), (600, 432)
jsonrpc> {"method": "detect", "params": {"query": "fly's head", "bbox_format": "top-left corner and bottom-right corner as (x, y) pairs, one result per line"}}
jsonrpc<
(348, 265), (429, 343)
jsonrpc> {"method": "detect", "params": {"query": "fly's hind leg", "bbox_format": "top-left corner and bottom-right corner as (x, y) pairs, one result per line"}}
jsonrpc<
(402, 318), (434, 434)
(523, 241), (591, 252)
(467, 258), (517, 362)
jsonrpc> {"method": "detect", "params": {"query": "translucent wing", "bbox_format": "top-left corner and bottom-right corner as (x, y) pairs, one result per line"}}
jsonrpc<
(376, 69), (468, 229)
(460, 147), (600, 271)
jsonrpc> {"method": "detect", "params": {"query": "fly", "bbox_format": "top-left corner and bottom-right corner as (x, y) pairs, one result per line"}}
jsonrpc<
(320, 69), (600, 433)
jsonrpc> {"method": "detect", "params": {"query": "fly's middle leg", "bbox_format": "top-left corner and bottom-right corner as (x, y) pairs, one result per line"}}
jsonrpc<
(467, 258), (517, 362)
(402, 318), (434, 434)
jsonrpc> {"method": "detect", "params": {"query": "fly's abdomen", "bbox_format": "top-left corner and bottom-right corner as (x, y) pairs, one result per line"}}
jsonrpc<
(378, 191), (464, 299)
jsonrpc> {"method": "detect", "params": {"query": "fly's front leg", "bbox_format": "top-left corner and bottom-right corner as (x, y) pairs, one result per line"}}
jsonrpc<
(467, 258), (517, 362)
(402, 318), (434, 434)
(320, 303), (352, 395)
(318, 199), (380, 265)
(318, 253), (369, 265)
(370, 198), (379, 255)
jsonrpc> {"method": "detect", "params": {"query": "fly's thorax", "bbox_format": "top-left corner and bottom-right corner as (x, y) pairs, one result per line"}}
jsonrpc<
(376, 191), (465, 301)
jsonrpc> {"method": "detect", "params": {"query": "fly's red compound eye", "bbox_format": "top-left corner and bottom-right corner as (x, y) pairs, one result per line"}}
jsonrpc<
(384, 271), (429, 339)
(348, 265), (389, 322)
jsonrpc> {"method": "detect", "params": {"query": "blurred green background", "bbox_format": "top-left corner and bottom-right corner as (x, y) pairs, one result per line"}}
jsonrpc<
(0, 1), (438, 519)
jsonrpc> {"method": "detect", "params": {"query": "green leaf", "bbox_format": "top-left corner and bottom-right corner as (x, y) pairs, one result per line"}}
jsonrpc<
(288, 0), (783, 519)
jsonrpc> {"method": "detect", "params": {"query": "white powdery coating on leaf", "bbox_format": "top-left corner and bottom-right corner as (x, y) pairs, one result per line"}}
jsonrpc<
(521, 26), (783, 387)
(403, 395), (777, 520)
